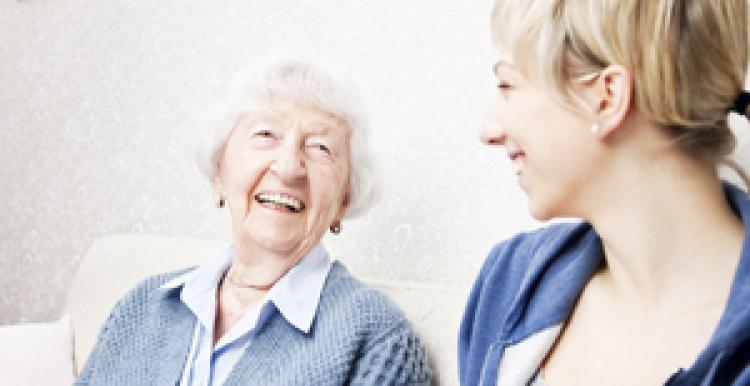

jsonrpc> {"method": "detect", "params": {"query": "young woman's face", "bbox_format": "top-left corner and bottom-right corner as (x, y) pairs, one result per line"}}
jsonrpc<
(480, 50), (602, 220)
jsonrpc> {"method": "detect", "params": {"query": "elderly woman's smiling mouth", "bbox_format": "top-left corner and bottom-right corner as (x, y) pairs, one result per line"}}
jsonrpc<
(254, 191), (306, 213)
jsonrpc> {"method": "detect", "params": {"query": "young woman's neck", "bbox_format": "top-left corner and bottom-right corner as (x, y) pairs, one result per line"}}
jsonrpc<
(586, 151), (744, 309)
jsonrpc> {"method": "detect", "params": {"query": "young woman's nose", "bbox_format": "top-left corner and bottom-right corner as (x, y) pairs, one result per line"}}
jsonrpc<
(270, 144), (306, 182)
(479, 104), (506, 146)
(479, 103), (507, 146)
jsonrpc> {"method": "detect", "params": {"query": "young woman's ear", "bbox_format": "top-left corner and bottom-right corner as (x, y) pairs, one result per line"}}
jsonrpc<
(592, 64), (633, 138)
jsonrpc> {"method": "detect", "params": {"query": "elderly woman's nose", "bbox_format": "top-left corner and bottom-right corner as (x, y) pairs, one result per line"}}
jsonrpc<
(270, 146), (306, 182)
(480, 106), (506, 146)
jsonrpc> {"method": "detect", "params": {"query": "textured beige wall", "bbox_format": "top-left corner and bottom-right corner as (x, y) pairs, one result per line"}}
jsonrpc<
(2, 1), (749, 324)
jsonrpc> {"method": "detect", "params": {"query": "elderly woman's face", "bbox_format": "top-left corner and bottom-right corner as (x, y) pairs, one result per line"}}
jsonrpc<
(216, 98), (350, 257)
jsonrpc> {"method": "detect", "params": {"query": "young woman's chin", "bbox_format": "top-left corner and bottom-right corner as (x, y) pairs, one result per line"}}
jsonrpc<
(525, 191), (570, 222)
(528, 205), (556, 222)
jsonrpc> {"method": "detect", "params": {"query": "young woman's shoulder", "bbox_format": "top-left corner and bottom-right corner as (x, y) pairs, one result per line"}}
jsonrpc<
(478, 222), (588, 284)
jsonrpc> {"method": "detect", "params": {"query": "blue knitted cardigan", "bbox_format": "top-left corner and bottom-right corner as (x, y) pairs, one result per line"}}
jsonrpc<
(74, 262), (433, 386)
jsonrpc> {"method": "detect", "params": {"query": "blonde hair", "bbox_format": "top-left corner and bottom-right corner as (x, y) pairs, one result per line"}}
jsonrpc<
(491, 0), (750, 160)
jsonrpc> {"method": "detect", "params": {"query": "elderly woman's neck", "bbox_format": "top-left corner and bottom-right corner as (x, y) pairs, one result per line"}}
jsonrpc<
(227, 242), (307, 290)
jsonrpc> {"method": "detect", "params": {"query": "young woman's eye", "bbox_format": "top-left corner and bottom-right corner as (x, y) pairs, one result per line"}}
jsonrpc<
(496, 81), (514, 99)
(496, 82), (512, 91)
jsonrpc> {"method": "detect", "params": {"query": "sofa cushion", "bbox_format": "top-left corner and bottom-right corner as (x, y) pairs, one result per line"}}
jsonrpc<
(0, 314), (74, 386)
(67, 234), (225, 373)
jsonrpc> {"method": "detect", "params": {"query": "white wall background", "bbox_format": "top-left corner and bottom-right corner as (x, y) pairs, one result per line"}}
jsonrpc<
(2, 1), (748, 324)
(0, 0), (541, 324)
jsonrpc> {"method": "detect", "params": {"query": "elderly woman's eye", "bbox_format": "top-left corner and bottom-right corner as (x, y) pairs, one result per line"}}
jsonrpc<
(305, 139), (335, 159)
(249, 125), (280, 142)
(311, 143), (332, 154)
(246, 125), (278, 148)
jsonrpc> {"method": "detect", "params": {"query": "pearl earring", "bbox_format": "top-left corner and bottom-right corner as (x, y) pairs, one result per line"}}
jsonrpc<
(590, 123), (600, 135)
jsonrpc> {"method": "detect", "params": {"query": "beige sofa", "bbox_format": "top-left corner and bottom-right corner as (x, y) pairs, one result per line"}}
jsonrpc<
(0, 234), (468, 386)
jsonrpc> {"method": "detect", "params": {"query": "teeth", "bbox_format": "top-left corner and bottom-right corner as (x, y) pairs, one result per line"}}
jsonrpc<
(256, 193), (305, 212)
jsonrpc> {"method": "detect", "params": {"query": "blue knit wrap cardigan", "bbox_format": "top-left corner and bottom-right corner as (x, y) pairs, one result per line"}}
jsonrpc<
(74, 262), (433, 386)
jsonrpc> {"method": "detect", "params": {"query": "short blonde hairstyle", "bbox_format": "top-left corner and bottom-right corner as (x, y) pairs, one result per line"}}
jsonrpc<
(195, 57), (378, 218)
(492, 0), (750, 159)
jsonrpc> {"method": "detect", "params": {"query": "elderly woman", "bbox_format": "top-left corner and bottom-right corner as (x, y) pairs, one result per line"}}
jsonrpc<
(75, 58), (432, 386)
(461, 1), (750, 385)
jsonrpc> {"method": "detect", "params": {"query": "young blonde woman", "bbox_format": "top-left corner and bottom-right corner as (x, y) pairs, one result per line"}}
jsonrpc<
(460, 1), (750, 385)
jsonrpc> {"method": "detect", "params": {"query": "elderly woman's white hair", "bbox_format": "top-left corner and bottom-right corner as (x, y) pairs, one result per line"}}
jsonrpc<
(196, 55), (378, 219)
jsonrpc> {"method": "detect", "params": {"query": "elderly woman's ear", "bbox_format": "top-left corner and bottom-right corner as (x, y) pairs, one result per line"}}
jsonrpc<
(212, 175), (226, 208)
(330, 192), (350, 234)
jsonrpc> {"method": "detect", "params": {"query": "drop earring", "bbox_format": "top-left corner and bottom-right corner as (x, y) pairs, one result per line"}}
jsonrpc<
(590, 123), (600, 136)
(216, 196), (225, 208)
(329, 221), (341, 235)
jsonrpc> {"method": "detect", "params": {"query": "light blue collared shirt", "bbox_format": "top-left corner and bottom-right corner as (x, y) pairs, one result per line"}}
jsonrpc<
(160, 244), (333, 386)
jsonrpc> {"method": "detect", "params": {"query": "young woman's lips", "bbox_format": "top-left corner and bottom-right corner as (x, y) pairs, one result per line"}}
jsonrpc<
(508, 151), (525, 175)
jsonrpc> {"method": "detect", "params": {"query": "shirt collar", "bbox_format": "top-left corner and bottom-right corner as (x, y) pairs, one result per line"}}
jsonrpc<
(267, 243), (332, 333)
(160, 243), (332, 334)
(160, 247), (232, 298)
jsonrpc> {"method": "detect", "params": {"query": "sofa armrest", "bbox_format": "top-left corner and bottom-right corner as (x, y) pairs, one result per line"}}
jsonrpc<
(0, 315), (75, 386)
